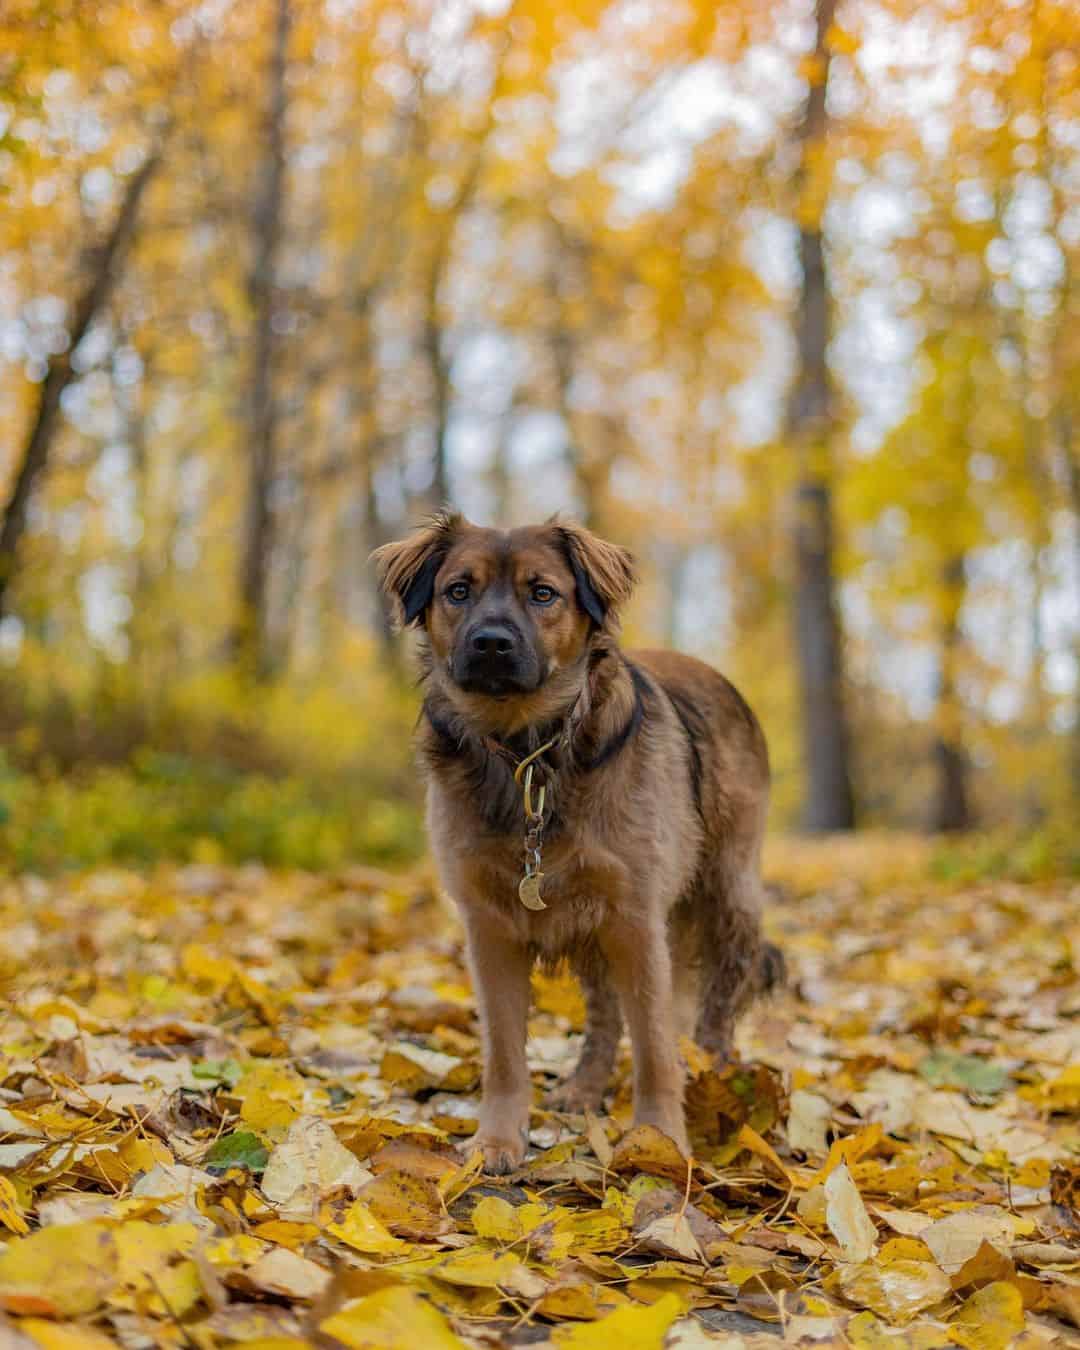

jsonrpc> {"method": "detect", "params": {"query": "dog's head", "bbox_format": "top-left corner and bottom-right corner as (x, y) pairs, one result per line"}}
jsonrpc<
(372, 513), (636, 722)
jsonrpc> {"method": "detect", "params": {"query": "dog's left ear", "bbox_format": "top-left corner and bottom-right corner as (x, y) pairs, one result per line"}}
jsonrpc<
(371, 511), (462, 628)
(556, 521), (637, 627)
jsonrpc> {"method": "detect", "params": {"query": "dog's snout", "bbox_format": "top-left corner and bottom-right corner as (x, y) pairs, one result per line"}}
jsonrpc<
(470, 625), (516, 659)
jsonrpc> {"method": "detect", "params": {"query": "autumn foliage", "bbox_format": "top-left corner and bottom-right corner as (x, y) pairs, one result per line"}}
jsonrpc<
(0, 0), (1078, 838)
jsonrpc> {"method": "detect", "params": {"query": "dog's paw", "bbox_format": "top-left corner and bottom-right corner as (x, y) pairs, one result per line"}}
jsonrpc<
(544, 1074), (607, 1114)
(466, 1131), (527, 1175)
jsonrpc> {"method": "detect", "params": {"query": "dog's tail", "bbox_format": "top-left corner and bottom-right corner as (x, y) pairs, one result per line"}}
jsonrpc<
(757, 941), (787, 994)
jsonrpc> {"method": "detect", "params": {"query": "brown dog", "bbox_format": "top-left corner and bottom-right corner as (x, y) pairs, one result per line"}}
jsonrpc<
(373, 513), (776, 1172)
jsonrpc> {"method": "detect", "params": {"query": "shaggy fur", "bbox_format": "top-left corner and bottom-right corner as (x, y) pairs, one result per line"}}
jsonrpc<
(373, 514), (775, 1171)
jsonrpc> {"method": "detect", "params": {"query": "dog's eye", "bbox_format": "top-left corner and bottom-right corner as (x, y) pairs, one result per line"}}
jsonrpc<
(445, 582), (470, 604)
(531, 584), (557, 605)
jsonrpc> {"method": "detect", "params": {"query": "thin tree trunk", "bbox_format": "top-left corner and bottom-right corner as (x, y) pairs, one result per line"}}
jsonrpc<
(0, 149), (162, 619)
(931, 553), (972, 832)
(1062, 429), (1080, 797)
(422, 270), (452, 507)
(233, 0), (291, 678)
(785, 0), (855, 831)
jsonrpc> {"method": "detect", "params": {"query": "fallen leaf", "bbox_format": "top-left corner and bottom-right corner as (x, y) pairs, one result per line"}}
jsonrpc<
(239, 1246), (332, 1301)
(635, 1210), (706, 1264)
(551, 1291), (684, 1347)
(328, 1199), (408, 1255)
(787, 1089), (831, 1156)
(205, 1129), (270, 1175)
(320, 1285), (467, 1349)
(948, 1280), (1025, 1350)
(837, 1259), (951, 1324)
(0, 1175), (30, 1235)
(825, 1163), (878, 1263)
(355, 1169), (452, 1239)
(260, 1115), (372, 1211)
(610, 1125), (690, 1181)
(920, 1210), (1013, 1276)
(918, 1053), (1008, 1099)
(0, 1223), (117, 1317)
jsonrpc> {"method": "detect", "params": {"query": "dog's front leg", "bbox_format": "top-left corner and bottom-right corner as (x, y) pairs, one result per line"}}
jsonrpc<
(598, 909), (688, 1155)
(463, 913), (532, 1173)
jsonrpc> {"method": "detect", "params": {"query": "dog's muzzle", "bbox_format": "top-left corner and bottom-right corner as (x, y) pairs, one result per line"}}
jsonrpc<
(453, 622), (540, 695)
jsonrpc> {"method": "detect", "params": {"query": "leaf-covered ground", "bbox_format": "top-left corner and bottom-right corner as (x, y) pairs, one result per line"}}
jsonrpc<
(0, 838), (1077, 1348)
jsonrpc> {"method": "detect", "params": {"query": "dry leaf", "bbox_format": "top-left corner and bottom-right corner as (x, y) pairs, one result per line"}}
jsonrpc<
(328, 1199), (408, 1255)
(920, 1210), (1013, 1276)
(320, 1285), (467, 1349)
(825, 1163), (878, 1263)
(837, 1259), (951, 1324)
(260, 1115), (372, 1211)
(787, 1090), (831, 1156)
(948, 1280), (1025, 1350)
(239, 1246), (332, 1301)
(551, 1292), (684, 1347)
(354, 1169), (452, 1239)
(611, 1125), (690, 1181)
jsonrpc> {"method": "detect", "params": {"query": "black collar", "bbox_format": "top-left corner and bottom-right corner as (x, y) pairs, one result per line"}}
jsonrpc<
(423, 660), (649, 775)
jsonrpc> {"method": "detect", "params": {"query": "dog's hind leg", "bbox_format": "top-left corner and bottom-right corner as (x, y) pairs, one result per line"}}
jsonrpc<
(694, 858), (768, 1061)
(545, 949), (621, 1113)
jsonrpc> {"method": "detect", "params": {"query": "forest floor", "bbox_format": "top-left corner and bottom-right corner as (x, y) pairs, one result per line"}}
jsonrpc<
(0, 836), (1077, 1348)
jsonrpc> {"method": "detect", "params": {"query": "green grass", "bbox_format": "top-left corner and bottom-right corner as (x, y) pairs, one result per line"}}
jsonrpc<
(0, 751), (424, 872)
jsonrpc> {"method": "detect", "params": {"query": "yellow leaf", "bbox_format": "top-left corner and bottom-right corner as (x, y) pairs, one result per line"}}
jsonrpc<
(429, 1248), (546, 1300)
(813, 1123), (884, 1187)
(180, 941), (235, 987)
(837, 1259), (951, 1325)
(1025, 1065), (1080, 1113)
(948, 1281), (1025, 1350)
(470, 1195), (523, 1243)
(736, 1123), (793, 1185)
(202, 1233), (268, 1269)
(847, 1310), (955, 1349)
(0, 1223), (117, 1317)
(235, 1061), (304, 1138)
(0, 1175), (29, 1235)
(16, 1322), (119, 1350)
(551, 1292), (683, 1347)
(355, 1169), (451, 1239)
(328, 1199), (407, 1255)
(113, 1220), (202, 1317)
(320, 1286), (467, 1349)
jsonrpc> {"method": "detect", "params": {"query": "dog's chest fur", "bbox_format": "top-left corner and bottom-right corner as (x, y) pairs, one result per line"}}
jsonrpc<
(424, 721), (699, 959)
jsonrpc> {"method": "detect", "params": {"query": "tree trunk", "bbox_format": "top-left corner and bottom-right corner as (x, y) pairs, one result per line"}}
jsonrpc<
(0, 150), (162, 620)
(931, 554), (972, 832)
(1062, 428), (1080, 798)
(422, 275), (452, 508)
(233, 0), (291, 678)
(785, 0), (855, 832)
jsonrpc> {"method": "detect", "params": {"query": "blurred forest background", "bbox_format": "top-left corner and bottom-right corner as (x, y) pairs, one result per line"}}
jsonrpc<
(1, 0), (1079, 872)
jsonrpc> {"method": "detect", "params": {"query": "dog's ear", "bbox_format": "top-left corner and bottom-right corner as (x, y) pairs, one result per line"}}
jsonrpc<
(556, 521), (637, 627)
(371, 512), (463, 628)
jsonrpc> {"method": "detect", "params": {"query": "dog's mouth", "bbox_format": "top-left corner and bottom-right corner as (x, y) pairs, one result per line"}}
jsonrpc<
(453, 668), (541, 698)
(450, 649), (544, 698)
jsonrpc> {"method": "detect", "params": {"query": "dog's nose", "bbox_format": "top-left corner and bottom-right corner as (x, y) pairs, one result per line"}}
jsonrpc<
(471, 625), (516, 658)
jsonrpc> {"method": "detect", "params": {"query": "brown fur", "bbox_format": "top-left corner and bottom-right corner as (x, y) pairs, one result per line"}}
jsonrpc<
(372, 514), (774, 1171)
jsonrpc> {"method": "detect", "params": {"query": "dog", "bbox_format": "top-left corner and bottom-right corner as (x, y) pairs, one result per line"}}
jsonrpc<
(373, 513), (777, 1172)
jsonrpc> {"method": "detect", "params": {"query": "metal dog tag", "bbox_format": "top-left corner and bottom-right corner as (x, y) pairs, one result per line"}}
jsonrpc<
(518, 873), (547, 910)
